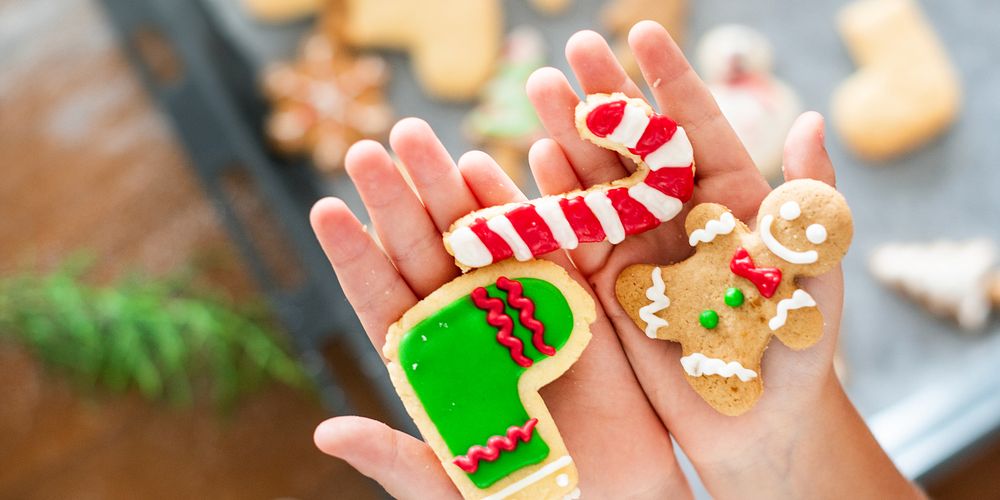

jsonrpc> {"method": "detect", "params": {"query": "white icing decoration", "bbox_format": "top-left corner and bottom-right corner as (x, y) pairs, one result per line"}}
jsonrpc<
(607, 103), (649, 148)
(627, 183), (683, 221)
(482, 455), (573, 500)
(487, 215), (533, 261)
(759, 214), (818, 264)
(535, 198), (579, 249)
(448, 226), (493, 267)
(644, 126), (694, 170)
(779, 201), (801, 220)
(563, 488), (581, 500)
(584, 191), (626, 244)
(688, 211), (736, 246)
(639, 267), (669, 338)
(768, 289), (817, 330)
(806, 223), (828, 244)
(680, 353), (758, 382)
(556, 473), (570, 487)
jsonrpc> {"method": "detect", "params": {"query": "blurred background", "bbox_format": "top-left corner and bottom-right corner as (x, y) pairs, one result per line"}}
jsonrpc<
(2, 0), (998, 498)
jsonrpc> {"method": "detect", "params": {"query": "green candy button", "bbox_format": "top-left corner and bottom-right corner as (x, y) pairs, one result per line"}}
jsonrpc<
(724, 287), (744, 307)
(699, 309), (719, 329)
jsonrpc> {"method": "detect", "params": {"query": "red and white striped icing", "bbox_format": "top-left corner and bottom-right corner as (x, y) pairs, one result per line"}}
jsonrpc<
(447, 94), (695, 268)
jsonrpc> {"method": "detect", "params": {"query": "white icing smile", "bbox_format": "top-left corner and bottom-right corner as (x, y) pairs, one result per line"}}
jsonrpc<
(680, 353), (758, 382)
(759, 214), (819, 264)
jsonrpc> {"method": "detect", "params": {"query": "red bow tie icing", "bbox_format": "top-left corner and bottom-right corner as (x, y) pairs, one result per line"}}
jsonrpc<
(730, 247), (782, 298)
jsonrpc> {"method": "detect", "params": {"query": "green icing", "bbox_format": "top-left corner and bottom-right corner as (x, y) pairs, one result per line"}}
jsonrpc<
(399, 278), (574, 489)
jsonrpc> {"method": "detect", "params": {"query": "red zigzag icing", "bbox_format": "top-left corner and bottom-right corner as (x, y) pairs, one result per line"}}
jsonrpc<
(452, 418), (539, 473)
(471, 287), (532, 367)
(496, 277), (555, 356)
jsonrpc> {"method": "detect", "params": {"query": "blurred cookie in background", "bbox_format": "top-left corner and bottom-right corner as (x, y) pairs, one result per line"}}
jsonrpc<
(464, 27), (547, 187)
(241, 0), (323, 23)
(870, 239), (998, 331)
(603, 0), (687, 80)
(530, 0), (573, 16)
(262, 32), (392, 173)
(697, 25), (801, 180)
(833, 0), (961, 161)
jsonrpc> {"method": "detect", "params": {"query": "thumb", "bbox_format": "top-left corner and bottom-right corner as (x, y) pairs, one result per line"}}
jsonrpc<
(782, 111), (837, 186)
(314, 416), (460, 500)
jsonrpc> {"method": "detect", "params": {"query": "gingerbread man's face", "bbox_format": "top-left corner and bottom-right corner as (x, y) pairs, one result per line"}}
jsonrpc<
(754, 181), (853, 277)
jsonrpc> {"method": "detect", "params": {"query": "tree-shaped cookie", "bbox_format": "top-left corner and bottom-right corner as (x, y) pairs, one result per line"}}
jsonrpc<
(616, 179), (853, 415)
(385, 261), (595, 499)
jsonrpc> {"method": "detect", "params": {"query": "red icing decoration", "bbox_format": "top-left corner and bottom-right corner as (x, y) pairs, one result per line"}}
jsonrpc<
(471, 287), (532, 367)
(643, 167), (694, 203)
(453, 418), (539, 473)
(469, 219), (513, 263)
(559, 196), (606, 242)
(629, 114), (678, 158)
(496, 277), (555, 356)
(606, 187), (660, 235)
(730, 247), (782, 298)
(505, 205), (560, 257)
(586, 101), (626, 137)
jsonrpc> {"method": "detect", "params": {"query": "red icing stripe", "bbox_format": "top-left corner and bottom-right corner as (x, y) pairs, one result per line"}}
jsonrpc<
(469, 218), (513, 263)
(559, 196), (606, 242)
(471, 287), (532, 367)
(505, 205), (560, 258)
(643, 166), (694, 203)
(606, 187), (661, 235)
(586, 100), (626, 137)
(628, 114), (678, 158)
(453, 418), (538, 473)
(496, 277), (555, 356)
(730, 247), (782, 298)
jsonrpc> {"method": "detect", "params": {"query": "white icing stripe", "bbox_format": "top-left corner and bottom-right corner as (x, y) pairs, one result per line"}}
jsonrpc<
(628, 183), (683, 221)
(583, 191), (626, 244)
(448, 226), (493, 267)
(487, 215), (533, 261)
(759, 214), (819, 264)
(680, 353), (758, 382)
(644, 127), (693, 170)
(535, 198), (579, 250)
(688, 212), (736, 246)
(769, 289), (816, 330)
(607, 104), (649, 148)
(482, 455), (574, 500)
(639, 267), (669, 338)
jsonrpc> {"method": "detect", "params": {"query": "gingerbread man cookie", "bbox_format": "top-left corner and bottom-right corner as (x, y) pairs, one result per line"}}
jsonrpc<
(616, 179), (853, 415)
(445, 93), (695, 270)
(385, 260), (595, 499)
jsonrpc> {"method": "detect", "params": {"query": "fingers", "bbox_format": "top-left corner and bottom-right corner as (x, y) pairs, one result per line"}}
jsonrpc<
(390, 118), (480, 232)
(782, 112), (837, 187)
(456, 150), (527, 206)
(310, 197), (417, 351)
(628, 21), (760, 182)
(565, 30), (645, 100)
(314, 417), (460, 500)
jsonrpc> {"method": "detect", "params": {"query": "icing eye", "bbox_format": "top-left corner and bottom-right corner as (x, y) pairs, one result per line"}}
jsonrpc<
(806, 224), (828, 244)
(779, 201), (801, 220)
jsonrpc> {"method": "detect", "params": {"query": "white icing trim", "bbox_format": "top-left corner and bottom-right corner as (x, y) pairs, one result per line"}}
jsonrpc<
(644, 127), (693, 169)
(769, 289), (816, 330)
(482, 455), (574, 500)
(806, 224), (828, 244)
(680, 353), (758, 382)
(556, 473), (570, 487)
(607, 104), (649, 148)
(535, 198), (578, 250)
(639, 267), (669, 338)
(779, 201), (801, 221)
(688, 211), (736, 246)
(487, 215), (533, 261)
(448, 226), (493, 267)
(759, 214), (818, 264)
(584, 191), (626, 244)
(627, 184), (683, 221)
(563, 488), (581, 500)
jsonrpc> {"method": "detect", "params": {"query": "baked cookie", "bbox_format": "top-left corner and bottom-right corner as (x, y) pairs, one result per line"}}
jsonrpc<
(445, 93), (696, 270)
(341, 0), (501, 101)
(832, 0), (960, 160)
(384, 260), (595, 499)
(241, 0), (321, 23)
(616, 179), (853, 415)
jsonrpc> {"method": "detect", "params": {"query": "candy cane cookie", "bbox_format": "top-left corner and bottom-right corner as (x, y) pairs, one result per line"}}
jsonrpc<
(444, 93), (696, 270)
